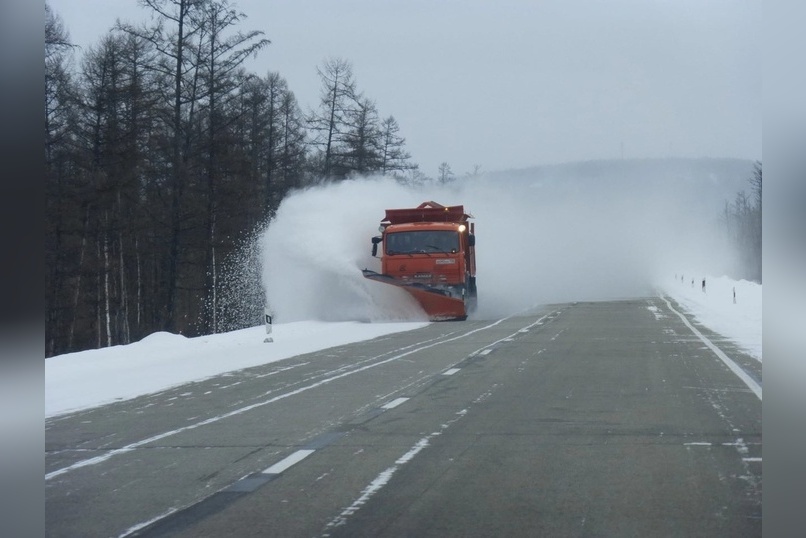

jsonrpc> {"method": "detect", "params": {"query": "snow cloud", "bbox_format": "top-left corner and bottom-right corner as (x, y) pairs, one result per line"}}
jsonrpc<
(260, 160), (749, 322)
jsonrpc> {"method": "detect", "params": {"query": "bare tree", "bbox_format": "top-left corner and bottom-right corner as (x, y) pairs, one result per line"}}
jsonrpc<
(276, 88), (308, 198)
(341, 96), (381, 175)
(465, 164), (483, 178)
(307, 57), (358, 179)
(46, 2), (80, 356)
(240, 72), (286, 211)
(722, 161), (762, 282)
(116, 0), (210, 332)
(749, 161), (762, 281)
(46, 3), (75, 55)
(438, 162), (455, 184)
(378, 115), (415, 177)
(193, 0), (269, 333)
(46, 3), (78, 163)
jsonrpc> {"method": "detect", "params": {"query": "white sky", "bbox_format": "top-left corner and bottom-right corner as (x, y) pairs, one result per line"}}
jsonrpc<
(45, 274), (760, 418)
(47, 0), (761, 177)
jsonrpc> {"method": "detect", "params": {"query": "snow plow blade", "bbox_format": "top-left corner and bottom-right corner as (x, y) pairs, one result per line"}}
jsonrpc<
(362, 269), (468, 321)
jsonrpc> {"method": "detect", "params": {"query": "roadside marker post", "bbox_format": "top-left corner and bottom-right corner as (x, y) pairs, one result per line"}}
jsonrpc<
(264, 309), (273, 343)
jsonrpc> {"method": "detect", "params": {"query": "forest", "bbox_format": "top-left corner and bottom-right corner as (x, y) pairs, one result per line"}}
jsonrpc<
(45, 1), (423, 357)
(45, 2), (761, 358)
(723, 161), (762, 284)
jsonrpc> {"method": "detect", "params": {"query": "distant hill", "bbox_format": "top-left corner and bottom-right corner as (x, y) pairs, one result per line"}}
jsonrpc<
(485, 157), (755, 215)
(492, 157), (754, 181)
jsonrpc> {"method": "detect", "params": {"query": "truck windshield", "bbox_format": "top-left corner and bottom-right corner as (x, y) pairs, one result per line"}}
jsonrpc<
(386, 231), (459, 254)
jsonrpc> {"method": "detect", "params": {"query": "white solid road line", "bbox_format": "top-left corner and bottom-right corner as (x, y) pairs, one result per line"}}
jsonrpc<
(661, 295), (761, 401)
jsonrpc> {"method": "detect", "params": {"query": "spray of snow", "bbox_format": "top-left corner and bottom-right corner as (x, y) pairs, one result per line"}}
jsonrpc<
(259, 179), (428, 322)
(260, 162), (747, 322)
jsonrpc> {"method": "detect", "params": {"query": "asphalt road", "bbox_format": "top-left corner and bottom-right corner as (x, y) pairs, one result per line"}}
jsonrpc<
(45, 297), (762, 537)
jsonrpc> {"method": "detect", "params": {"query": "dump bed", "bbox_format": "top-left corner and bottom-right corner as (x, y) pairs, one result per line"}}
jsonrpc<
(383, 201), (471, 225)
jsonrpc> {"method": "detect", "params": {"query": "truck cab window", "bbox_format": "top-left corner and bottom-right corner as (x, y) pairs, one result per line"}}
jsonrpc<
(387, 231), (458, 254)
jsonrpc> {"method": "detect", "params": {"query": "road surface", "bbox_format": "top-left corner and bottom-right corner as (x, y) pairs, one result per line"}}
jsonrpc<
(45, 297), (762, 537)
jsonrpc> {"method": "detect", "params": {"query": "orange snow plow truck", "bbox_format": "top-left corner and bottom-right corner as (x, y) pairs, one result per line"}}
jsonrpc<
(362, 201), (477, 320)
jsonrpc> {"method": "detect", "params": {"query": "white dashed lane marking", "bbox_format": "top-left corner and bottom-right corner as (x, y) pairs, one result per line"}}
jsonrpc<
(381, 397), (410, 410)
(262, 450), (316, 475)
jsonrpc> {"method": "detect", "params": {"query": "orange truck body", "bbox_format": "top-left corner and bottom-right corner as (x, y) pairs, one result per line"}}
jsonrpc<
(362, 201), (477, 320)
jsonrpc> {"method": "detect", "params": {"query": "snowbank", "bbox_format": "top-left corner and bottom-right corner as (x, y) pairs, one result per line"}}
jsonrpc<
(660, 274), (761, 360)
(45, 320), (428, 418)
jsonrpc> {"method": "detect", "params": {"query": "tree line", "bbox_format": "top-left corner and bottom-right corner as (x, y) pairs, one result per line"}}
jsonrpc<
(722, 161), (762, 283)
(45, 1), (422, 357)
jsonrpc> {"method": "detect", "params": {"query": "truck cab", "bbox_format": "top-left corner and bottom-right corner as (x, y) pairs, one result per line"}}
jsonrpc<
(365, 201), (477, 320)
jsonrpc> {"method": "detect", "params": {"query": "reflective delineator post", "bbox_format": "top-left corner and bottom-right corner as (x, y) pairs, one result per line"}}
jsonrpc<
(264, 309), (273, 343)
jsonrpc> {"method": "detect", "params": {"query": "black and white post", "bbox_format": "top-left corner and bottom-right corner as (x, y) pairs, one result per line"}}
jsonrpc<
(264, 309), (274, 343)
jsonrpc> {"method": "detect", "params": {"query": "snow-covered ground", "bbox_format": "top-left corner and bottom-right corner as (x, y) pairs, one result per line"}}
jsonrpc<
(46, 275), (761, 419)
(660, 274), (761, 360)
(45, 321), (428, 418)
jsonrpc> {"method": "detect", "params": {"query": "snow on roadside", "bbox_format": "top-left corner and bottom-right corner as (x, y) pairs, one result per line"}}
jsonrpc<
(45, 320), (428, 418)
(659, 274), (761, 361)
(47, 274), (762, 418)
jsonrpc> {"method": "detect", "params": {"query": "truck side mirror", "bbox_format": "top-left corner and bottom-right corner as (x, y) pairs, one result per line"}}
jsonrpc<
(371, 236), (382, 257)
(468, 234), (476, 247)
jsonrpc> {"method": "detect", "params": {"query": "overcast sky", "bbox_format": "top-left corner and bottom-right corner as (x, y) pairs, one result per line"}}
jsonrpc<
(48, 0), (761, 177)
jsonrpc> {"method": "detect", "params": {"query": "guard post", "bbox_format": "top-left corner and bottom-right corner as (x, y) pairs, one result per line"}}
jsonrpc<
(264, 309), (273, 343)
